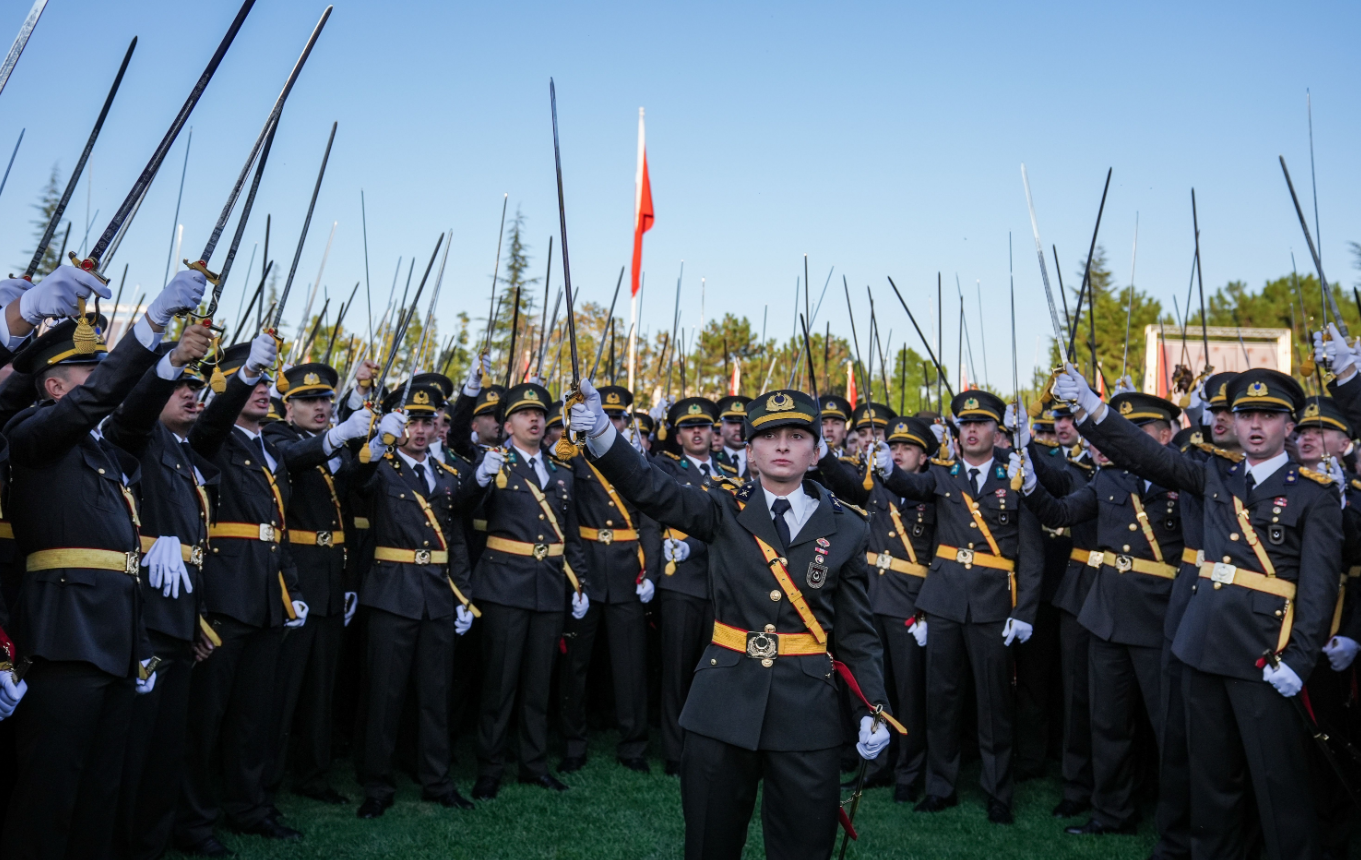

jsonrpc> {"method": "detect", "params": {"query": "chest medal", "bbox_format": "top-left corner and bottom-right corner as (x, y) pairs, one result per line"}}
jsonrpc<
(807, 558), (827, 589)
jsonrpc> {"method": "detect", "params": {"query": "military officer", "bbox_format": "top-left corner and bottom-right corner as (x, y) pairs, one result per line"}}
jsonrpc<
(633, 409), (655, 454)
(1058, 365), (1341, 859)
(461, 382), (590, 799)
(819, 394), (853, 456)
(545, 399), (565, 449)
(448, 356), (504, 460)
(879, 389), (1044, 824)
(715, 395), (752, 477)
(569, 382), (897, 860)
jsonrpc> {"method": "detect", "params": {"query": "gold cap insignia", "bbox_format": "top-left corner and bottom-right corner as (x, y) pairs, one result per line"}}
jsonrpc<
(1119, 400), (1133, 415)
(1217, 383), (1228, 400)
(732, 402), (745, 413)
(1248, 381), (1268, 397)
(767, 393), (795, 412)
(485, 390), (500, 403)
(688, 403), (703, 415)
(605, 392), (621, 405)
(964, 396), (979, 410)
(1304, 403), (1320, 419)
(303, 372), (321, 386)
(824, 400), (835, 409)
(413, 390), (430, 405)
(525, 389), (539, 401)
(896, 422), (907, 433)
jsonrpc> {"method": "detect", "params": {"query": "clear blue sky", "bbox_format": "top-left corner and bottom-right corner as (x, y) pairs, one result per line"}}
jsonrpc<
(0, 0), (1354, 386)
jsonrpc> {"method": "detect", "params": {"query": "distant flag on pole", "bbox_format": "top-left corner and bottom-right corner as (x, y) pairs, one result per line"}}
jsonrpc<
(630, 108), (654, 298)
(729, 357), (740, 395)
(846, 361), (857, 408)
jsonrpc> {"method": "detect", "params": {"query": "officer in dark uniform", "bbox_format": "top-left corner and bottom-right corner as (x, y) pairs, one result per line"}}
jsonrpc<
(355, 382), (476, 818)
(411, 371), (455, 465)
(653, 397), (725, 775)
(819, 394), (853, 456)
(569, 381), (897, 860)
(545, 400), (565, 449)
(1019, 391), (1184, 836)
(714, 395), (752, 477)
(1058, 365), (1342, 859)
(448, 357), (504, 460)
(176, 335), (311, 853)
(880, 389), (1044, 824)
(632, 408), (655, 455)
(557, 385), (660, 774)
(103, 329), (224, 860)
(0, 265), (205, 860)
(461, 382), (590, 799)
(264, 363), (374, 805)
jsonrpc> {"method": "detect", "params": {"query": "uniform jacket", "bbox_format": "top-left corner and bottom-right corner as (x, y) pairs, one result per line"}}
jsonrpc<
(1029, 441), (1099, 613)
(5, 332), (160, 677)
(571, 452), (661, 603)
(1023, 465), (1183, 648)
(103, 366), (223, 643)
(883, 451), (1044, 625)
(590, 432), (884, 752)
(1082, 410), (1342, 682)
(652, 451), (721, 601)
(0, 368), (36, 628)
(357, 450), (470, 621)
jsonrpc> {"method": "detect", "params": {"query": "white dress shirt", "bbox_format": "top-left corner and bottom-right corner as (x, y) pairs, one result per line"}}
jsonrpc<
(513, 443), (549, 487)
(1244, 450), (1290, 489)
(234, 425), (277, 472)
(685, 453), (716, 478)
(396, 448), (436, 492)
(725, 446), (747, 476)
(763, 484), (817, 544)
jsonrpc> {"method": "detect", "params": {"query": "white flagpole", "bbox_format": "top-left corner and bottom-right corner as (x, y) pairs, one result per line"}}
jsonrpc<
(629, 107), (644, 394)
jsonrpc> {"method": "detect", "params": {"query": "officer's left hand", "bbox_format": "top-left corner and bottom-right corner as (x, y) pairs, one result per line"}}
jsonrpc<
(0, 275), (29, 311)
(142, 535), (193, 599)
(147, 268), (208, 327)
(1113, 374), (1137, 395)
(1002, 617), (1033, 646)
(571, 591), (590, 620)
(636, 578), (655, 604)
(909, 616), (928, 648)
(663, 538), (690, 563)
(648, 399), (670, 424)
(1007, 452), (1037, 496)
(343, 592), (358, 627)
(455, 604), (474, 636)
(1323, 323), (1359, 381)
(570, 378), (609, 439)
(285, 600), (309, 629)
(1053, 363), (1103, 416)
(1263, 659), (1303, 697)
(244, 332), (278, 377)
(135, 659), (157, 695)
(328, 407), (374, 450)
(1324, 636), (1360, 672)
(475, 447), (506, 488)
(873, 440), (891, 475)
(1004, 403), (1031, 449)
(0, 671), (26, 720)
(856, 714), (891, 760)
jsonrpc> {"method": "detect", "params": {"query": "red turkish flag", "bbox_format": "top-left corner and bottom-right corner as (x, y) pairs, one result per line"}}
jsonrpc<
(846, 362), (858, 409)
(631, 149), (654, 298)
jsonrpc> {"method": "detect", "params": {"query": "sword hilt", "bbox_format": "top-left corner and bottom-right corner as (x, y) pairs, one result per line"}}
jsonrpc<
(68, 251), (109, 285)
(185, 259), (221, 285)
(357, 402), (379, 464)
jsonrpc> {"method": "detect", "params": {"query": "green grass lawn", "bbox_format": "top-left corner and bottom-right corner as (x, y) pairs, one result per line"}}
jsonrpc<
(174, 733), (1159, 860)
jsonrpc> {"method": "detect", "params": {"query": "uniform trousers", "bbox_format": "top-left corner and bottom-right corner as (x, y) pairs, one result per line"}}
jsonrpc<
(1088, 636), (1161, 827)
(1058, 608), (1094, 804)
(872, 613), (926, 789)
(1, 658), (134, 860)
(659, 591), (712, 766)
(1152, 644), (1191, 859)
(1013, 601), (1060, 777)
(1183, 664), (1318, 860)
(359, 608), (454, 802)
(476, 601), (563, 781)
(268, 611), (344, 795)
(680, 731), (841, 860)
(116, 632), (194, 860)
(924, 615), (1015, 806)
(559, 598), (649, 760)
(1305, 656), (1356, 860)
(175, 618), (281, 848)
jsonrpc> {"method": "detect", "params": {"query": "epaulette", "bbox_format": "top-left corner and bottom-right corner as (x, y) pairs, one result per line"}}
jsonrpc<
(831, 495), (867, 518)
(1070, 459), (1095, 472)
(838, 455), (859, 465)
(548, 455), (573, 471)
(930, 457), (955, 468)
(430, 458), (455, 475)
(1299, 467), (1336, 486)
(1196, 441), (1244, 463)
(1033, 438), (1060, 448)
(713, 474), (743, 494)
(1350, 478), (1361, 492)
(663, 450), (682, 462)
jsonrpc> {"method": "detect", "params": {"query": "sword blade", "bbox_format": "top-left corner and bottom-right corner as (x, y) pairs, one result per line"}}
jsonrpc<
(272, 121), (337, 331)
(589, 266), (626, 380)
(550, 79), (580, 384)
(376, 234), (443, 396)
(1280, 155), (1345, 336)
(0, 0), (47, 100)
(1020, 164), (1066, 346)
(204, 114), (279, 319)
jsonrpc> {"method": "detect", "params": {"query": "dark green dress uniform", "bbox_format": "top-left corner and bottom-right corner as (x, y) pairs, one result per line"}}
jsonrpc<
(1023, 392), (1184, 833)
(0, 316), (161, 860)
(714, 395), (752, 478)
(263, 364), (354, 802)
(103, 350), (223, 860)
(881, 390), (1044, 814)
(557, 385), (661, 770)
(1078, 369), (1341, 859)
(819, 395), (853, 457)
(176, 344), (306, 849)
(653, 397), (727, 772)
(587, 390), (890, 860)
(459, 383), (590, 794)
(356, 383), (474, 812)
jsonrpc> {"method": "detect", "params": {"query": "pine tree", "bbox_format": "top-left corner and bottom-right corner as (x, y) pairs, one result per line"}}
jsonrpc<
(488, 207), (539, 385)
(22, 164), (65, 278)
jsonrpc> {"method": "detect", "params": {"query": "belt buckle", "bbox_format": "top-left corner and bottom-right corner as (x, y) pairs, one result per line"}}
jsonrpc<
(258, 523), (274, 542)
(954, 548), (974, 565)
(532, 543), (549, 560)
(189, 545), (204, 567)
(746, 631), (778, 660)
(875, 551), (892, 571)
(316, 530), (333, 548)
(598, 528), (614, 546)
(1086, 551), (1104, 568)
(414, 549), (432, 565)
(1114, 554), (1134, 573)
(1210, 562), (1237, 585)
(124, 552), (140, 576)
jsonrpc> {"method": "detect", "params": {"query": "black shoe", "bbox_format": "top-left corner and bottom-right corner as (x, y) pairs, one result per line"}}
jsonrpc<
(618, 757), (651, 774)
(356, 797), (393, 819)
(296, 786), (350, 805)
(471, 776), (500, 800)
(558, 755), (587, 774)
(664, 760), (681, 776)
(518, 773), (569, 791)
(1065, 818), (1137, 836)
(181, 836), (235, 857)
(988, 799), (1014, 825)
(1052, 798), (1091, 819)
(233, 818), (302, 840)
(424, 789), (475, 810)
(913, 793), (958, 813)
(894, 783), (920, 804)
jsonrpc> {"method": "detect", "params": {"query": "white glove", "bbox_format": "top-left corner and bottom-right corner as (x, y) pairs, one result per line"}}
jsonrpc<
(0, 276), (29, 310)
(378, 411), (408, 444)
(19, 265), (112, 324)
(622, 424), (645, 453)
(1052, 363), (1102, 416)
(327, 407), (374, 449)
(570, 378), (610, 439)
(648, 400), (670, 424)
(663, 538), (690, 563)
(856, 714), (892, 760)
(463, 353), (492, 395)
(141, 535), (192, 599)
(1002, 617), (1033, 646)
(1322, 324), (1359, 379)
(873, 440), (891, 474)
(475, 447), (506, 487)
(571, 591), (589, 619)
(1188, 379), (1205, 411)
(817, 436), (829, 461)
(135, 659), (157, 695)
(1003, 403), (1032, 448)
(1263, 659), (1303, 697)
(1324, 636), (1360, 672)
(0, 671), (26, 720)
(1113, 374), (1137, 395)
(245, 332), (278, 375)
(147, 268), (207, 326)
(1325, 457), (1347, 506)
(929, 423), (946, 444)
(344, 592), (357, 627)
(910, 616), (927, 647)
(636, 578), (655, 603)
(285, 600), (309, 629)
(455, 604), (474, 635)
(1008, 452), (1037, 495)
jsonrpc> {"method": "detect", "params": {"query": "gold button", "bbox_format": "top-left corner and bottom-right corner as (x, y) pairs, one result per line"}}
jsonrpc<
(514, 485), (519, 490)
(245, 460), (251, 466)
(770, 590), (782, 601)
(969, 522), (977, 529)
(888, 531), (895, 538)
(1122, 545), (1130, 552)
(1223, 556), (1232, 563)
(537, 535), (544, 540)
(1272, 517), (1279, 523)
(608, 501), (615, 507)
(538, 514), (545, 520)
(1229, 533), (1239, 541)
(761, 658), (774, 668)
(1128, 523), (1138, 531)
(98, 468), (105, 474)
(764, 624), (776, 633)
(1274, 610), (1283, 618)
(399, 494), (405, 499)
(606, 519), (614, 526)
(1273, 506), (1282, 514)
(423, 541), (429, 546)
(1213, 582), (1222, 590)
(945, 492), (950, 497)
(710, 658), (717, 666)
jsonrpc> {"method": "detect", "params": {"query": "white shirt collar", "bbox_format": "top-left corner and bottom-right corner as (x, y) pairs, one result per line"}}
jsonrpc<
(762, 483), (817, 543)
(396, 448), (435, 491)
(1244, 450), (1290, 487)
(512, 442), (541, 464)
(685, 452), (713, 473)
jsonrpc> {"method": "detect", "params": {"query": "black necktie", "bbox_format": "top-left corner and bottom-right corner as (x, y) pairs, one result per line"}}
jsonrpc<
(413, 463), (427, 492)
(968, 467), (981, 495)
(1245, 471), (1257, 498)
(700, 462), (711, 479)
(528, 456), (543, 487)
(771, 497), (792, 548)
(254, 435), (268, 466)
(181, 440), (199, 484)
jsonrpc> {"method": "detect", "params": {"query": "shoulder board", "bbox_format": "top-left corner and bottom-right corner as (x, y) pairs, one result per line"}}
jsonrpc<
(930, 457), (955, 467)
(838, 455), (859, 464)
(1299, 467), (1335, 486)
(1034, 438), (1059, 449)
(1197, 442), (1244, 463)
(1069, 458), (1095, 471)
(1350, 478), (1361, 492)
(429, 458), (454, 475)
(713, 473), (743, 490)
(832, 496), (868, 518)
(548, 456), (573, 470)
(662, 450), (682, 461)
(736, 482), (756, 502)
(717, 461), (738, 476)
